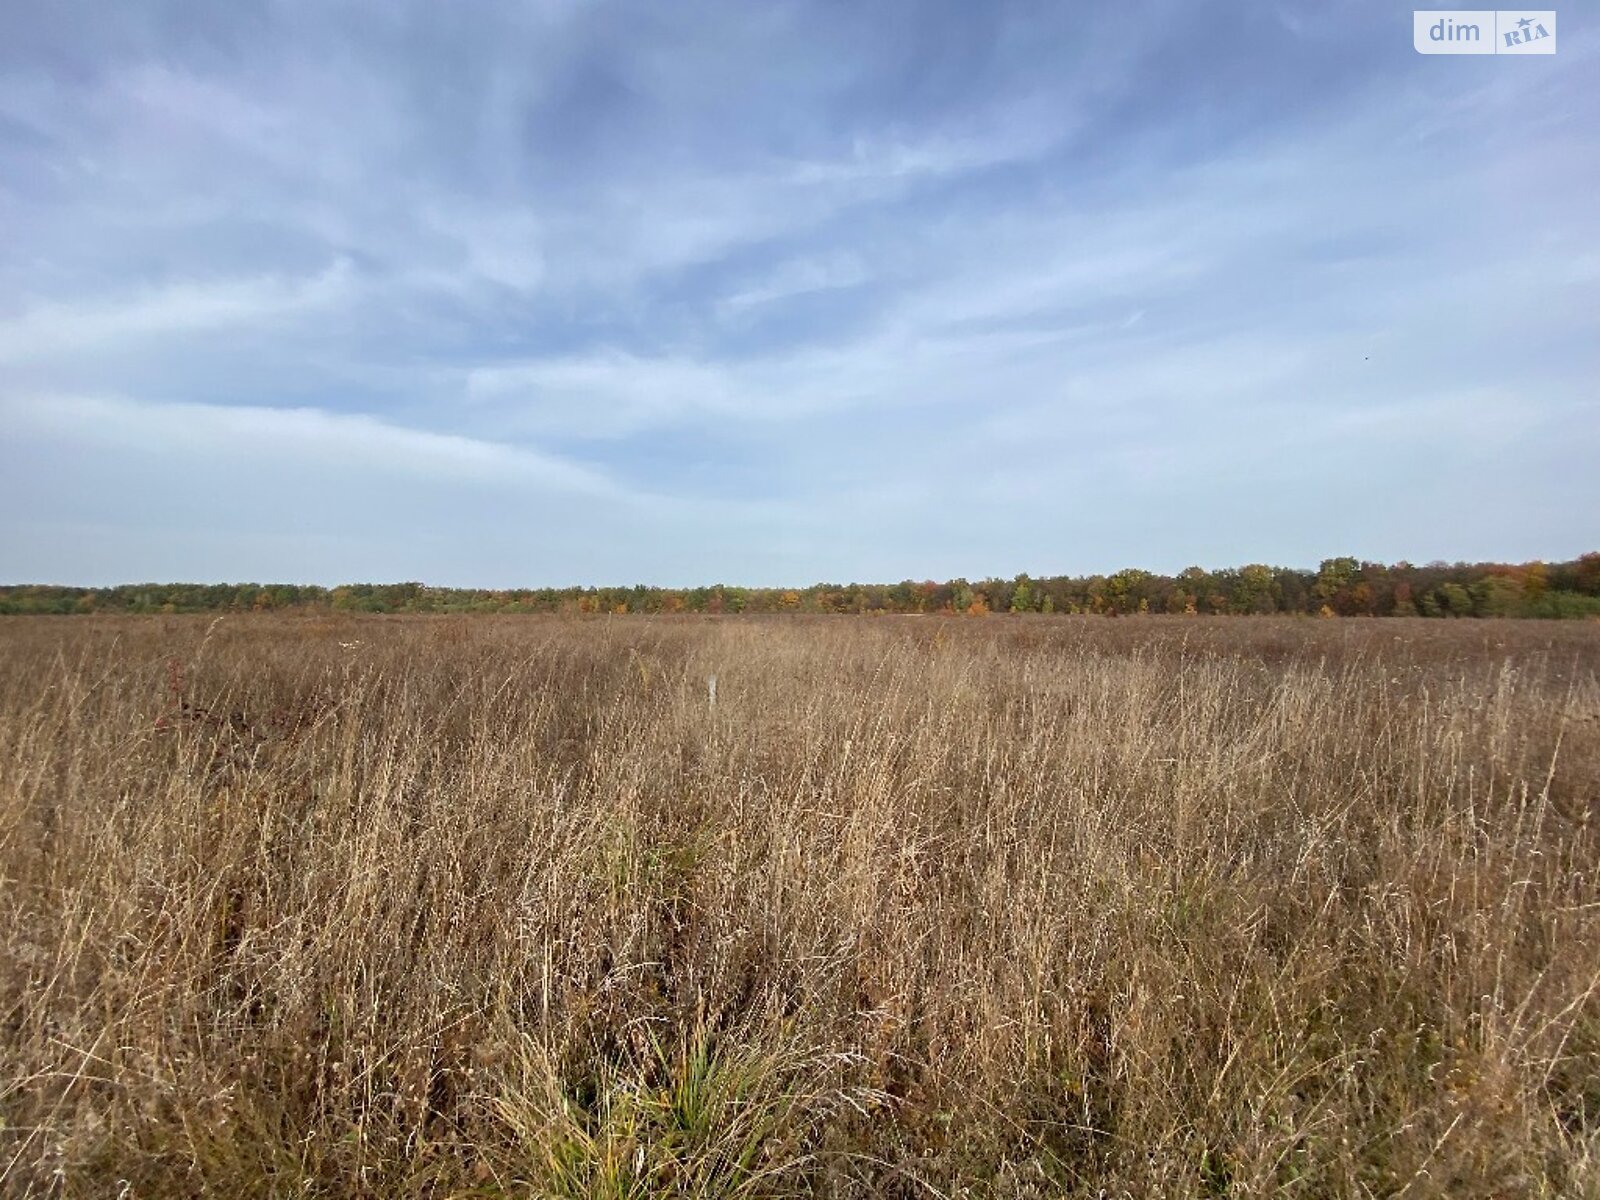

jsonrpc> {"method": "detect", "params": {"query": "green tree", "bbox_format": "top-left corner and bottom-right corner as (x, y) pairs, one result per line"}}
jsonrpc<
(1437, 583), (1474, 616)
(1234, 564), (1278, 614)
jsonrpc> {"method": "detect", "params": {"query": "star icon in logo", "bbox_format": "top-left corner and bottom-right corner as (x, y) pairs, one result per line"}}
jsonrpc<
(1517, 16), (1534, 29)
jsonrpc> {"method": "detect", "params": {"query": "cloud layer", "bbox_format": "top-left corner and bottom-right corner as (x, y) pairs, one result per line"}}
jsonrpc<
(3, 1), (1597, 585)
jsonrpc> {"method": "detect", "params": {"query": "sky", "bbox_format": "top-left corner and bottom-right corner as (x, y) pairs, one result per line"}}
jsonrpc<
(1, 1), (1597, 588)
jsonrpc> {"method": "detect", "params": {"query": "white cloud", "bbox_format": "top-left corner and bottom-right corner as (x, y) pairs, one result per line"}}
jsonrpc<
(0, 262), (355, 363)
(2, 393), (615, 497)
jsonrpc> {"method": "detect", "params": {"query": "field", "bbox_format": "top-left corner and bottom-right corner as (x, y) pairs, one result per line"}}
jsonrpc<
(3, 614), (1599, 1198)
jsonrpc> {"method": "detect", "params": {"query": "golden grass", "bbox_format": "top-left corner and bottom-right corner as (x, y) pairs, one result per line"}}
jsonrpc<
(2, 614), (1599, 1197)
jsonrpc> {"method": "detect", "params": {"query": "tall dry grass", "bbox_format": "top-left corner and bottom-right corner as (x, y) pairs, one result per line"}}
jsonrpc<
(2, 614), (1598, 1197)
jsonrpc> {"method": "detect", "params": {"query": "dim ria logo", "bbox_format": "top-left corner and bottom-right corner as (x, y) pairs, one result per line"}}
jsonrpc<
(1414, 10), (1556, 53)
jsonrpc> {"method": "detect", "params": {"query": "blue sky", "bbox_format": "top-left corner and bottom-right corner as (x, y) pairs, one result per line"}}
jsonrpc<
(2, 1), (1596, 587)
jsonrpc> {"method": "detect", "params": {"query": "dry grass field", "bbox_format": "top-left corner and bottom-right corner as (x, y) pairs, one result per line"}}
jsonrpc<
(3, 614), (1599, 1198)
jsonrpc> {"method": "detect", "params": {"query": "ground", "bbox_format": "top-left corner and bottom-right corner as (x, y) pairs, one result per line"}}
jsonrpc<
(3, 614), (1599, 1197)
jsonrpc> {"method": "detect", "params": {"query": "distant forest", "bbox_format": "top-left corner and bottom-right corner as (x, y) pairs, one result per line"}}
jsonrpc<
(5, 555), (1600, 618)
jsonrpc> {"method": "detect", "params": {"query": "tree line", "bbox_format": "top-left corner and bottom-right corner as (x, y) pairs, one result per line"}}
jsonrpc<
(4, 555), (1599, 618)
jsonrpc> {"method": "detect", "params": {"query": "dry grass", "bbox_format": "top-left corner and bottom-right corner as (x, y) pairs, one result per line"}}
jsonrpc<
(2, 614), (1599, 1198)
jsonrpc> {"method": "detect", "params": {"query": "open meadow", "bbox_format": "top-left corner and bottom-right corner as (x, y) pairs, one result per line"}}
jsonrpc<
(3, 614), (1600, 1198)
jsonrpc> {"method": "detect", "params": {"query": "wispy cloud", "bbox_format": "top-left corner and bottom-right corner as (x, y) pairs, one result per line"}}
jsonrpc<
(715, 254), (869, 320)
(4, 393), (616, 496)
(0, 263), (356, 363)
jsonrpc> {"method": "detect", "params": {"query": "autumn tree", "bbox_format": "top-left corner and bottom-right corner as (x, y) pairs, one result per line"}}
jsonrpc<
(1315, 557), (1360, 614)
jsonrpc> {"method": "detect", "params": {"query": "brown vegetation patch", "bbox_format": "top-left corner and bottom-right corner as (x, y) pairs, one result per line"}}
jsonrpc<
(2, 615), (1599, 1196)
